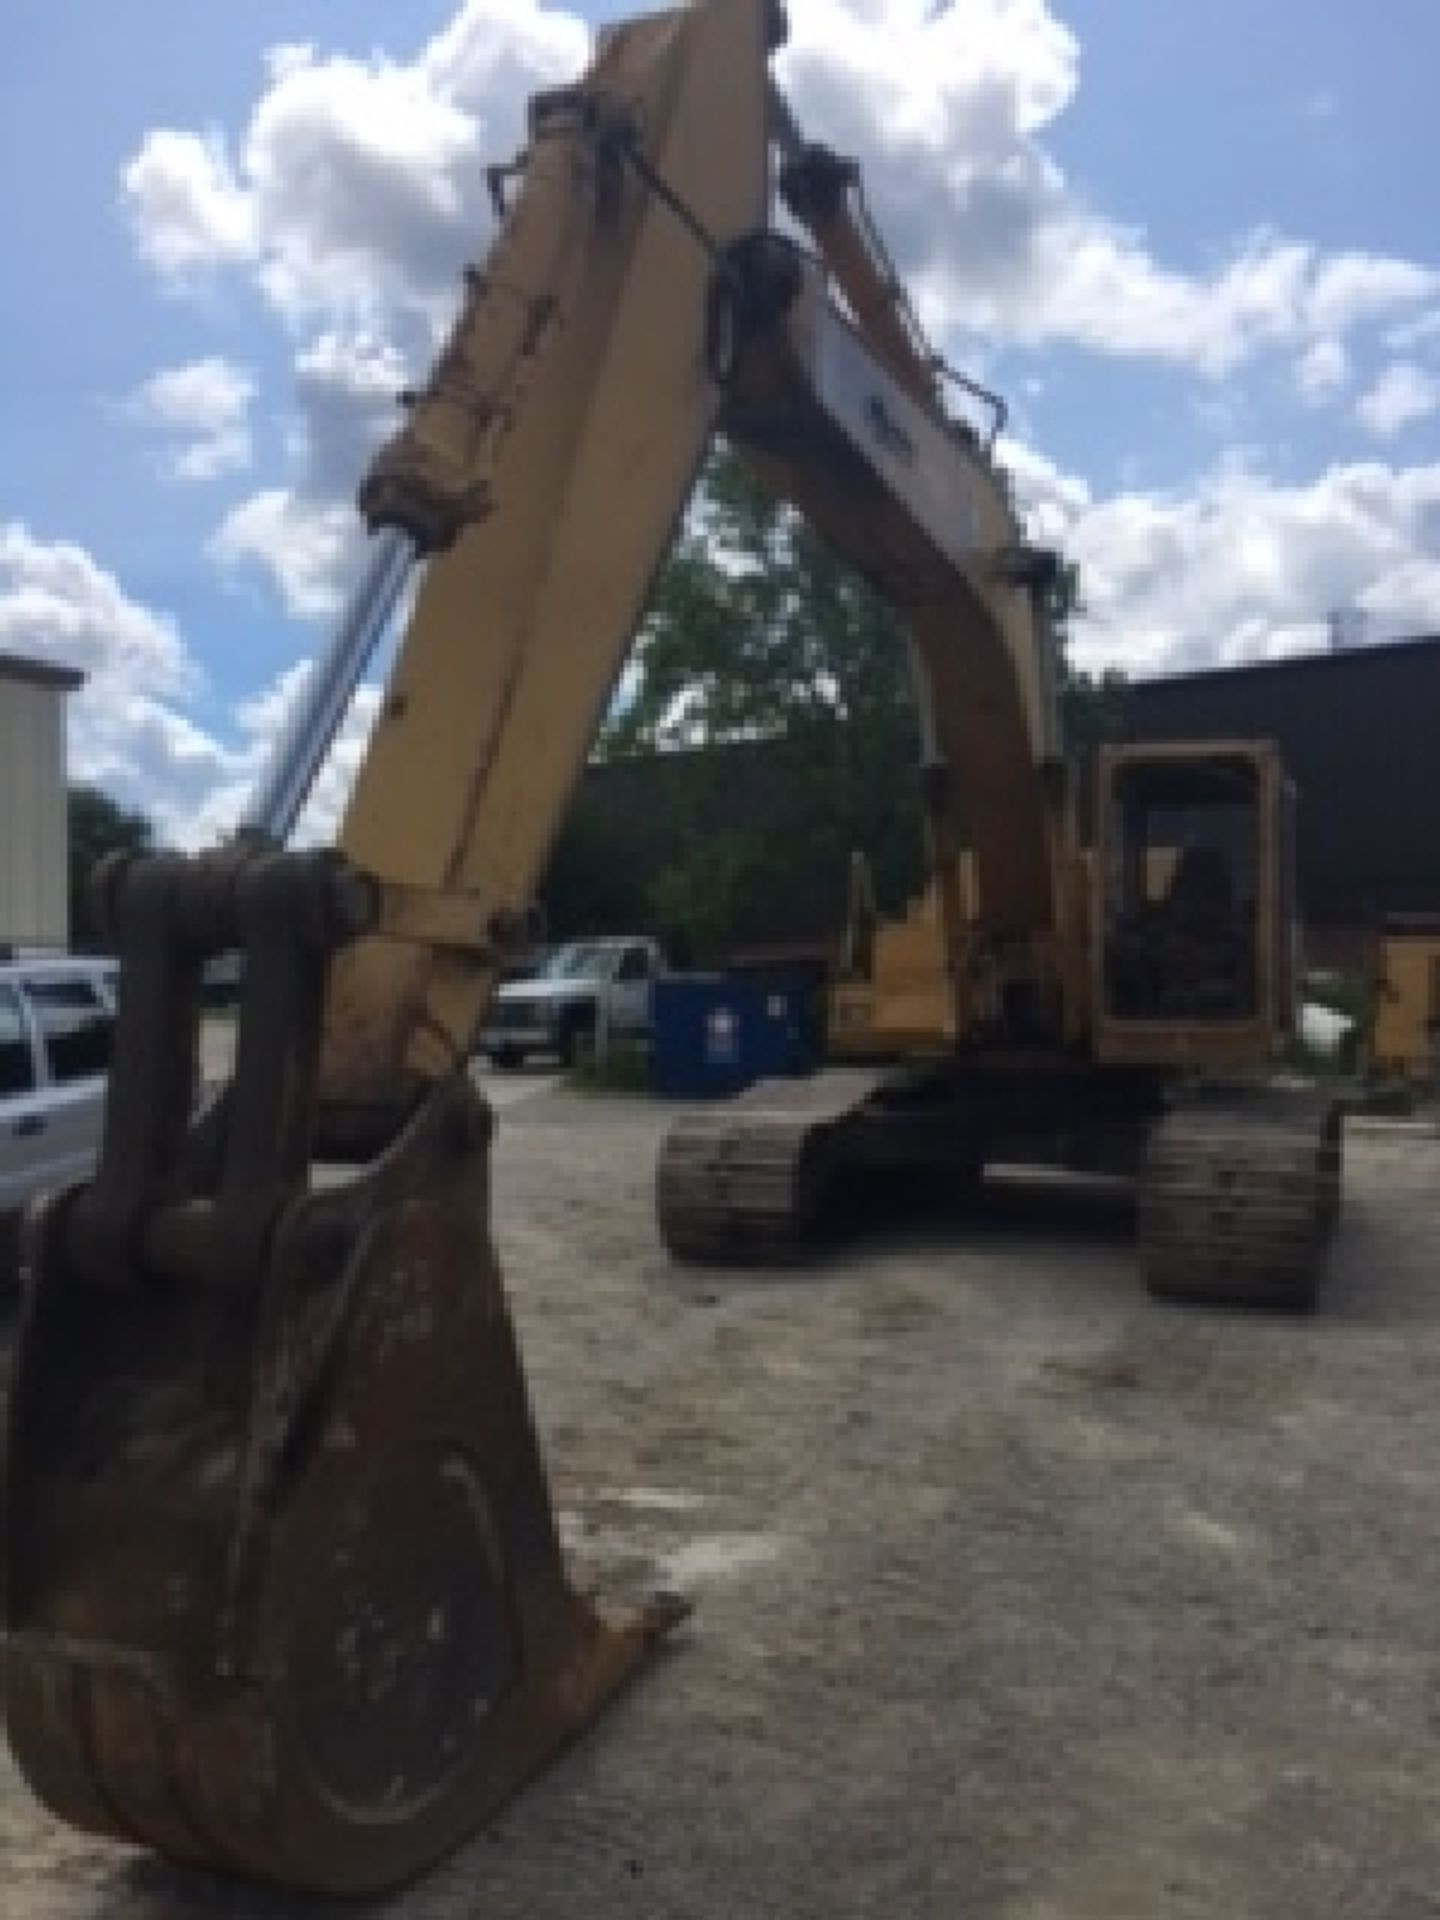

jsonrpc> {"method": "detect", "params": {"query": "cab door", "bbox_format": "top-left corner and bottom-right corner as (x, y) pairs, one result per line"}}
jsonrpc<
(0, 982), (47, 1215)
(15, 970), (116, 1196)
(609, 944), (657, 1033)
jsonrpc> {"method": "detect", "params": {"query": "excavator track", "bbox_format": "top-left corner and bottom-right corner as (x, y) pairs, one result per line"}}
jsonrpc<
(657, 1069), (892, 1263)
(1139, 1088), (1343, 1310)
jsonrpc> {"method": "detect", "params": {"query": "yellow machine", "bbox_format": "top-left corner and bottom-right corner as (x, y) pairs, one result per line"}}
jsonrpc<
(659, 737), (1339, 1287)
(1372, 918), (1440, 1081)
(3, 0), (1341, 1897)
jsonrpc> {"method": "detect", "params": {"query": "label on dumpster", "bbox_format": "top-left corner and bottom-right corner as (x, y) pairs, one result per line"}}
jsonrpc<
(705, 1007), (739, 1063)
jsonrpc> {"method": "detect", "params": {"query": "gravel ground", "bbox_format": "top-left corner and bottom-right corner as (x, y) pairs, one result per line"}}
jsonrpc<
(2, 1087), (1438, 1919)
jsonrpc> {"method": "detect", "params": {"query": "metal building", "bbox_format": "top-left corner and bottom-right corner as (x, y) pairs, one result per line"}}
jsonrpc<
(1122, 635), (1440, 961)
(0, 652), (84, 950)
(555, 633), (1440, 975)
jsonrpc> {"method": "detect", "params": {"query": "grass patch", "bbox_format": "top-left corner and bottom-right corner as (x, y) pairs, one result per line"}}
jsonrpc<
(567, 1036), (653, 1095)
(1284, 1036), (1356, 1081)
(1303, 970), (1375, 1027)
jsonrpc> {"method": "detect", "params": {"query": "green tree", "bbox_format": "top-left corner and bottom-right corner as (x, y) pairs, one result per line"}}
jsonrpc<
(596, 449), (924, 959)
(67, 784), (155, 948)
(553, 448), (1123, 960)
(1042, 557), (1130, 749)
(601, 452), (915, 757)
(647, 827), (769, 968)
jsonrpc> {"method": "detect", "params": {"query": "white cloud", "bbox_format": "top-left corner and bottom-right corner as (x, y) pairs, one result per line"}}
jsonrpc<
(1385, 308), (1440, 353)
(79, 0), (1440, 837)
(123, 128), (256, 279)
(281, 678), (384, 845)
(995, 436), (1089, 546)
(106, 0), (1440, 683)
(1355, 360), (1440, 438)
(0, 523), (192, 695)
(0, 521), (387, 850)
(183, 662), (384, 847)
(0, 522), (242, 844)
(123, 0), (1438, 382)
(208, 331), (409, 618)
(1355, 555), (1440, 630)
(242, 55), (477, 324)
(123, 0), (584, 326)
(775, 0), (1436, 375)
(1303, 256), (1436, 337)
(78, 694), (249, 844)
(1295, 337), (1348, 405)
(1003, 448), (1440, 677)
(291, 330), (410, 498)
(112, 0), (1431, 642)
(10, 430), (1439, 856)
(125, 355), (256, 480)
(210, 488), (363, 622)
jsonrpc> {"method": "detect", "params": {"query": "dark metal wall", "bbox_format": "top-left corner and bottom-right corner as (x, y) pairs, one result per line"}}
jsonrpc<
(1122, 636), (1440, 929)
(555, 636), (1440, 953)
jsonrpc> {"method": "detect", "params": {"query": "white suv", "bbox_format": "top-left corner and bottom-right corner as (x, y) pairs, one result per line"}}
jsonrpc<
(0, 952), (120, 1276)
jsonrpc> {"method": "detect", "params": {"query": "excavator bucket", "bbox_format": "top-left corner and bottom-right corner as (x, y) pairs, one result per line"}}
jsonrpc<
(3, 852), (682, 1895)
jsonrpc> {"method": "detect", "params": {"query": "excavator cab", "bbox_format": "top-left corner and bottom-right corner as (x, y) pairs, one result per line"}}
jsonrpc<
(1093, 741), (1297, 1069)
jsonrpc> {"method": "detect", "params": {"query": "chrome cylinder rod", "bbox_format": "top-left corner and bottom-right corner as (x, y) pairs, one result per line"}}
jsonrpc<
(240, 528), (415, 843)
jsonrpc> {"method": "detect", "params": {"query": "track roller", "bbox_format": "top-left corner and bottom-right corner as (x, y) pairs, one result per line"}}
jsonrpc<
(657, 1070), (889, 1264)
(1139, 1090), (1343, 1311)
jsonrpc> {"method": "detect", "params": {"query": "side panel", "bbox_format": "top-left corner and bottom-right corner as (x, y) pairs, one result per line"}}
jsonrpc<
(0, 680), (68, 951)
(0, 982), (46, 1215)
(321, 0), (772, 1111)
(1276, 774), (1299, 1039)
(13, 981), (111, 1199)
(726, 271), (1059, 945)
(807, 299), (983, 573)
(1373, 936), (1440, 1076)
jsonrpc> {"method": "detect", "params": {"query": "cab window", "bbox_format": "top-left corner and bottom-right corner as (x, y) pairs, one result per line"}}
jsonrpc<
(21, 976), (115, 1084)
(0, 985), (36, 1098)
(616, 947), (651, 983)
(1101, 756), (1260, 1022)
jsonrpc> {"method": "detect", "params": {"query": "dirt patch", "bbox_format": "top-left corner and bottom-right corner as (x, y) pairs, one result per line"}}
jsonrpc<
(2, 1093), (1438, 1918)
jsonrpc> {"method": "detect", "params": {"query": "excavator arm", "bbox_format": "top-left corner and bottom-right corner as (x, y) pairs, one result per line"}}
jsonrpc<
(303, 0), (1068, 1137)
(321, 0), (777, 1135)
(4, 0), (1066, 1895)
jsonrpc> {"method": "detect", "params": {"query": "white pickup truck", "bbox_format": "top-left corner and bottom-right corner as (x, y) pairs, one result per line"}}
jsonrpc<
(480, 936), (664, 1069)
(1, 951), (121, 1280)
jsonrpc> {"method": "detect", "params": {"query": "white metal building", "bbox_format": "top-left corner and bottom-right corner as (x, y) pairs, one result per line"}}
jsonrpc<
(0, 651), (84, 950)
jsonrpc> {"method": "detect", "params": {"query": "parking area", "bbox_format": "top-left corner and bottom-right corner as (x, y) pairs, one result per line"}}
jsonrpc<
(2, 1090), (1438, 1918)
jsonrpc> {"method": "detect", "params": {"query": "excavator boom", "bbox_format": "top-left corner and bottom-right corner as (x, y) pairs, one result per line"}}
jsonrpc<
(326, 0), (773, 1131)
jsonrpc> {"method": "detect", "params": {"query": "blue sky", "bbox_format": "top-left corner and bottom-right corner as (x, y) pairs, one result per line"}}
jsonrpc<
(2, 0), (1438, 842)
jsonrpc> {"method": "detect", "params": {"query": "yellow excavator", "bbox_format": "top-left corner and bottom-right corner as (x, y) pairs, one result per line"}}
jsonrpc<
(4, 0), (1341, 1898)
(659, 726), (1342, 1292)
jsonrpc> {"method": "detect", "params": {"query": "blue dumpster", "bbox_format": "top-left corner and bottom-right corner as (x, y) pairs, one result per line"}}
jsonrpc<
(651, 974), (816, 1098)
